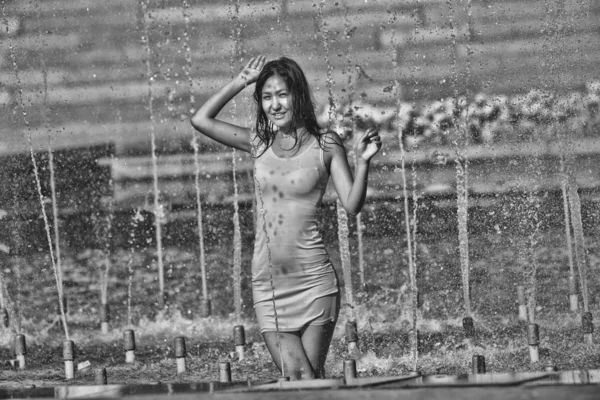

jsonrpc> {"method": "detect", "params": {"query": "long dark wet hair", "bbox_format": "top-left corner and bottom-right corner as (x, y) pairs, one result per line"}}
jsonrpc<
(253, 57), (332, 156)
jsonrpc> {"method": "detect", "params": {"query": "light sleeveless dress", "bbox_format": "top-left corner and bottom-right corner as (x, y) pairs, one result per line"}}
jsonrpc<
(252, 135), (339, 333)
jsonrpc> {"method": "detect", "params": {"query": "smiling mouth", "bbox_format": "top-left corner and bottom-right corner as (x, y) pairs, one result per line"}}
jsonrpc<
(272, 112), (286, 118)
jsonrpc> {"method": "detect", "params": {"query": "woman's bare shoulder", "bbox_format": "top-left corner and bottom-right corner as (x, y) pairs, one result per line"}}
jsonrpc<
(320, 130), (344, 152)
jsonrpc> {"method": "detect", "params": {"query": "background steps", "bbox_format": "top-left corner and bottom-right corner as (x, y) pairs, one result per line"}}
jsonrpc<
(0, 0), (598, 155)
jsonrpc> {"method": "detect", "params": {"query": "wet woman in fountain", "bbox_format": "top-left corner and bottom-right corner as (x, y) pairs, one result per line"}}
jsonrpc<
(190, 55), (381, 380)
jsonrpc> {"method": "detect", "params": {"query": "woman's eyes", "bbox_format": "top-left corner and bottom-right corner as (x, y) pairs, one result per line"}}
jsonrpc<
(262, 93), (288, 100)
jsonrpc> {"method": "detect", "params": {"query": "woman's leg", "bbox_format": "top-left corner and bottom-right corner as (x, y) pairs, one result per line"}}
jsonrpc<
(300, 293), (340, 378)
(301, 319), (337, 378)
(262, 331), (316, 380)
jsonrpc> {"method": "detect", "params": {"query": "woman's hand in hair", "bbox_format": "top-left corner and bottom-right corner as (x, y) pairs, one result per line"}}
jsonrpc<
(238, 55), (266, 86)
(355, 127), (382, 163)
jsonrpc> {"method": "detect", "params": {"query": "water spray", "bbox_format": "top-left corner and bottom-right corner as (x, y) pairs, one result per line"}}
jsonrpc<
(99, 155), (115, 333)
(566, 176), (593, 343)
(38, 7), (65, 315)
(342, 1), (366, 289)
(228, 0), (245, 322)
(447, 0), (472, 326)
(316, 0), (357, 335)
(3, 6), (69, 340)
(139, 0), (166, 309)
(562, 181), (578, 312)
(183, 1), (210, 317)
(566, 177), (590, 312)
(389, 18), (418, 369)
(48, 132), (63, 301)
(126, 209), (143, 327)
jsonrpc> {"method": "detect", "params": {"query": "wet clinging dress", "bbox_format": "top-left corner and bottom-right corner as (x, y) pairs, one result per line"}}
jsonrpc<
(252, 135), (339, 333)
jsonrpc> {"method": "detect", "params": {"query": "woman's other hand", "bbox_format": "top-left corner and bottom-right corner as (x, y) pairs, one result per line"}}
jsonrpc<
(238, 55), (266, 85)
(355, 127), (382, 162)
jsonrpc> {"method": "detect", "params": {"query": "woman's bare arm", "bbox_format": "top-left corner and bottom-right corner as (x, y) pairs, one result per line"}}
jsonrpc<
(328, 128), (382, 215)
(190, 56), (266, 153)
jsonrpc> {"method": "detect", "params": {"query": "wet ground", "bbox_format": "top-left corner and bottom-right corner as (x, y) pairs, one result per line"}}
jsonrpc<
(1, 225), (599, 389)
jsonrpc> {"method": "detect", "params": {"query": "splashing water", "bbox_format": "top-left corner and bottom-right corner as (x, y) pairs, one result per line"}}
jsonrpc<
(525, 186), (542, 324)
(277, 0), (293, 55)
(567, 176), (590, 312)
(447, 0), (471, 317)
(560, 139), (577, 303)
(38, 8), (66, 321)
(341, 2), (366, 288)
(389, 24), (418, 369)
(139, 0), (166, 309)
(40, 66), (64, 297)
(229, 0), (243, 321)
(48, 150), (62, 289)
(100, 155), (115, 306)
(182, 1), (209, 309)
(4, 4), (69, 338)
(127, 208), (144, 328)
(562, 181), (576, 284)
(316, 0), (356, 321)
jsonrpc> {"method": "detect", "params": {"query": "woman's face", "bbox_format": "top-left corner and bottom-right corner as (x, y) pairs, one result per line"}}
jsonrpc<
(261, 74), (293, 133)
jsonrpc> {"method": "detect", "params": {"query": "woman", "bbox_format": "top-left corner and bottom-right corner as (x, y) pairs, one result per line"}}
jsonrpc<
(191, 55), (381, 380)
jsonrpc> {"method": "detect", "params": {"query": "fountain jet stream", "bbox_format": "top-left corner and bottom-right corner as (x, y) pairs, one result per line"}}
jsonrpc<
(183, 0), (209, 314)
(126, 208), (144, 328)
(567, 177), (590, 313)
(447, 0), (471, 317)
(560, 139), (578, 311)
(139, 0), (166, 309)
(229, 0), (244, 322)
(389, 23), (419, 369)
(316, 0), (356, 323)
(37, 4), (67, 328)
(4, 4), (69, 338)
(39, 59), (64, 295)
(99, 156), (115, 308)
(342, 1), (366, 288)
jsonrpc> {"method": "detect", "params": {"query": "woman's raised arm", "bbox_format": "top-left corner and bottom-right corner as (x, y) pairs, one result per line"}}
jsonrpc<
(190, 55), (266, 153)
(328, 128), (382, 215)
